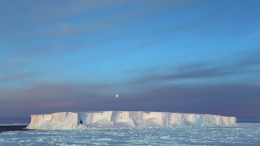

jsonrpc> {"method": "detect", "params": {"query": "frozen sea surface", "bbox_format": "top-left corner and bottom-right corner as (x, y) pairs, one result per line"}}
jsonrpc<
(0, 123), (259, 146)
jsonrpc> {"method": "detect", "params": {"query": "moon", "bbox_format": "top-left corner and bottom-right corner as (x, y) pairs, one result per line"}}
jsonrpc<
(116, 94), (118, 98)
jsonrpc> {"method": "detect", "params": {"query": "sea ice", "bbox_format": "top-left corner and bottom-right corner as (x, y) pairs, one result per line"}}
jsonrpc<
(0, 123), (259, 145)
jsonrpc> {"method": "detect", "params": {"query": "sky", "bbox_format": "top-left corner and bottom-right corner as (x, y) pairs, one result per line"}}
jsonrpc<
(0, 0), (260, 124)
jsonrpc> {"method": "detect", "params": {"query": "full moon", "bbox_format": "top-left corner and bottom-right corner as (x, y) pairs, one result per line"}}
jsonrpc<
(116, 94), (118, 98)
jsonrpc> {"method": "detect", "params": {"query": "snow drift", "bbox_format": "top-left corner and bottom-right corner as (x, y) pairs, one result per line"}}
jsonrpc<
(26, 111), (236, 130)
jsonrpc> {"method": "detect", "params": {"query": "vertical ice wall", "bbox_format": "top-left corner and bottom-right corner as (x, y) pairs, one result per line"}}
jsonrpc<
(27, 112), (78, 130)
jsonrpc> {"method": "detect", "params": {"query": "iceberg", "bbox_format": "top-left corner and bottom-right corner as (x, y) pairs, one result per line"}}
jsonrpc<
(26, 111), (236, 130)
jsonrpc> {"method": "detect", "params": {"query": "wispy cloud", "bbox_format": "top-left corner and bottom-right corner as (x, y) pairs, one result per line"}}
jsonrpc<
(0, 60), (29, 73)
(236, 49), (260, 67)
(0, 69), (57, 83)
(0, 72), (39, 82)
(128, 49), (260, 84)
(0, 0), (203, 57)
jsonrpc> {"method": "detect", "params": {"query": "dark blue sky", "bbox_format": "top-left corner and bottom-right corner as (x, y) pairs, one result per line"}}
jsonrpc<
(0, 0), (260, 124)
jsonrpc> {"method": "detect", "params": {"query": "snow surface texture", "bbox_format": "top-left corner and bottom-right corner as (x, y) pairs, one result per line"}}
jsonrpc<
(27, 111), (236, 130)
(1, 123), (259, 145)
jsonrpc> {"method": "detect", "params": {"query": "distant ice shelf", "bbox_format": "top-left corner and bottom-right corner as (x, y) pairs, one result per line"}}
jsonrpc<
(26, 111), (236, 130)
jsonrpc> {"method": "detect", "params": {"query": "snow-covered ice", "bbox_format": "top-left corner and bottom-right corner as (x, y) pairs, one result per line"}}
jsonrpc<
(27, 111), (236, 130)
(0, 123), (259, 145)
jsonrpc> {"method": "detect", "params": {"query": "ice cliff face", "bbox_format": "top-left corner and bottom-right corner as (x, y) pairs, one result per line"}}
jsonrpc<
(26, 111), (236, 130)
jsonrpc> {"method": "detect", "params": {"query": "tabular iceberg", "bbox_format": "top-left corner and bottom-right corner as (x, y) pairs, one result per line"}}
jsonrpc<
(26, 111), (236, 130)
